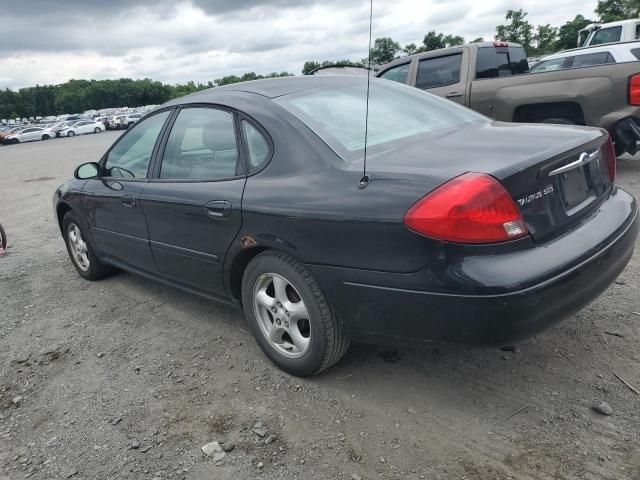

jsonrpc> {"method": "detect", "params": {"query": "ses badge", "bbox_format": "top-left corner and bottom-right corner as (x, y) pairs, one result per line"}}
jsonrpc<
(517, 185), (554, 207)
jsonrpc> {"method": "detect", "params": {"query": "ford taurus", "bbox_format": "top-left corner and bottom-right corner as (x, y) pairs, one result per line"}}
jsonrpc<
(54, 76), (638, 376)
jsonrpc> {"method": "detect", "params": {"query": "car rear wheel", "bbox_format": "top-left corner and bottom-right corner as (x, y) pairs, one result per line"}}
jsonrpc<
(62, 212), (113, 281)
(94, 127), (101, 133)
(242, 250), (349, 376)
(67, 131), (75, 137)
(42, 134), (50, 140)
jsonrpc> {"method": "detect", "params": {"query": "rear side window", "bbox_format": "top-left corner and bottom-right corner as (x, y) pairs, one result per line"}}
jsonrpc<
(570, 51), (615, 68)
(379, 63), (410, 84)
(160, 108), (239, 180)
(476, 47), (529, 79)
(242, 120), (270, 171)
(591, 26), (622, 45)
(631, 48), (640, 60)
(415, 54), (462, 89)
(530, 57), (568, 73)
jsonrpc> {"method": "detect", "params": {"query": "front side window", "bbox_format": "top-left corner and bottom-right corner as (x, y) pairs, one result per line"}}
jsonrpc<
(104, 110), (170, 179)
(416, 54), (462, 89)
(242, 120), (270, 171)
(570, 51), (615, 68)
(379, 63), (411, 84)
(591, 26), (622, 45)
(275, 79), (486, 162)
(160, 108), (239, 180)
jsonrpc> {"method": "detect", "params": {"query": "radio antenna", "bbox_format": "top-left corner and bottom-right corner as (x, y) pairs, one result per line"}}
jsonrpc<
(359, 0), (373, 190)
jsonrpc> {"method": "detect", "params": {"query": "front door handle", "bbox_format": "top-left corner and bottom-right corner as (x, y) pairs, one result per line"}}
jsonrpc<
(205, 200), (232, 219)
(446, 91), (464, 98)
(121, 195), (136, 208)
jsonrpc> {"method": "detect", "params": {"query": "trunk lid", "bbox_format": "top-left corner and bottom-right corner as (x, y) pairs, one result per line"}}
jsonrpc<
(358, 121), (612, 243)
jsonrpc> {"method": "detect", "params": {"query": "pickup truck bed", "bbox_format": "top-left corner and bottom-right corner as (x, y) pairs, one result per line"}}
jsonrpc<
(377, 42), (640, 155)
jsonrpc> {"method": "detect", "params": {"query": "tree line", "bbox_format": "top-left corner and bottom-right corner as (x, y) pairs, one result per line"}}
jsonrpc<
(0, 72), (292, 120)
(2, 0), (638, 119)
(303, 0), (640, 72)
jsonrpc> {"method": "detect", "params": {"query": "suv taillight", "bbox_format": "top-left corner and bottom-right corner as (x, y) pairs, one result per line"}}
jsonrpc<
(404, 173), (528, 244)
(630, 74), (640, 105)
(602, 137), (616, 181)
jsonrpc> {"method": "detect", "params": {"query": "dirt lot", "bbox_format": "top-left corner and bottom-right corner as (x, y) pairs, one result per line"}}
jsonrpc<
(0, 131), (639, 480)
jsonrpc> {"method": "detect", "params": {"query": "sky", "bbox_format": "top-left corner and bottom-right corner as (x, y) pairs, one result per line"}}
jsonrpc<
(0, 0), (599, 90)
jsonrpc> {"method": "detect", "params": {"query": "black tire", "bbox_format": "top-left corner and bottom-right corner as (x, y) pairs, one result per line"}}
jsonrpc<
(42, 134), (50, 140)
(0, 223), (7, 250)
(540, 118), (576, 125)
(94, 127), (101, 133)
(10, 138), (19, 144)
(67, 131), (75, 137)
(62, 212), (113, 281)
(241, 250), (349, 376)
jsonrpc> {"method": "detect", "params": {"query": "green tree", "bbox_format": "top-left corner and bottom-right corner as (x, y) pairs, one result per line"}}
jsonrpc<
(443, 34), (465, 47)
(422, 30), (446, 51)
(368, 37), (401, 64)
(495, 9), (535, 53)
(470, 37), (485, 43)
(534, 24), (559, 54)
(403, 43), (417, 55)
(595, 0), (630, 21)
(555, 14), (593, 50)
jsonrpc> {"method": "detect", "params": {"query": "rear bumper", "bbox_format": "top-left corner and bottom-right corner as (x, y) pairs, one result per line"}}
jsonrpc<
(309, 188), (638, 346)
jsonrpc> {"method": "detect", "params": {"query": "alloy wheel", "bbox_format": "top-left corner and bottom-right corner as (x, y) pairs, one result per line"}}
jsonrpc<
(67, 223), (90, 271)
(253, 273), (311, 358)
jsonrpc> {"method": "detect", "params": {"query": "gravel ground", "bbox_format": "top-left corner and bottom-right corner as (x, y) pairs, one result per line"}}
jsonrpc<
(1, 131), (639, 480)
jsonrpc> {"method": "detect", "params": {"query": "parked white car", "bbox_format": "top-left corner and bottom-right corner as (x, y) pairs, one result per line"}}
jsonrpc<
(59, 120), (106, 137)
(2, 126), (56, 144)
(530, 41), (640, 73)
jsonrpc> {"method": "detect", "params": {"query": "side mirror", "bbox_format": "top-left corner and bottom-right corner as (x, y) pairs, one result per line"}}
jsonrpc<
(74, 162), (100, 180)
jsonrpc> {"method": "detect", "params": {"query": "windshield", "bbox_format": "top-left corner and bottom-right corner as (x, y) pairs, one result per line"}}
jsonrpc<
(274, 79), (486, 161)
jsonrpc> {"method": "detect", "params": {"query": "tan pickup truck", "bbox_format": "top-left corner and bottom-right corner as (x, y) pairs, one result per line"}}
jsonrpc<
(377, 41), (640, 156)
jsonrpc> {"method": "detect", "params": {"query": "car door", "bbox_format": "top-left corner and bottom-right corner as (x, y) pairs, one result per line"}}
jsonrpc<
(81, 109), (172, 272)
(140, 106), (246, 296)
(22, 128), (40, 141)
(412, 49), (469, 105)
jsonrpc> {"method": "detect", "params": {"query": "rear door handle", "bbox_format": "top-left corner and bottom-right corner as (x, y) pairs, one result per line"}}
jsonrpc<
(121, 195), (136, 208)
(446, 91), (464, 98)
(205, 200), (232, 219)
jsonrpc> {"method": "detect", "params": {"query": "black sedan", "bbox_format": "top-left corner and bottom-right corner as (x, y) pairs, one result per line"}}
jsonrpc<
(54, 76), (638, 376)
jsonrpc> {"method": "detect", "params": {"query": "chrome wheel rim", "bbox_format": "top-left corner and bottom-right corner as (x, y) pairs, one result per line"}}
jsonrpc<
(253, 273), (311, 358)
(67, 223), (90, 272)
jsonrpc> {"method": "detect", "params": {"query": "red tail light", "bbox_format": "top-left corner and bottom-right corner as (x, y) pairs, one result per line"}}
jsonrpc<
(602, 137), (616, 182)
(630, 74), (640, 106)
(404, 173), (528, 244)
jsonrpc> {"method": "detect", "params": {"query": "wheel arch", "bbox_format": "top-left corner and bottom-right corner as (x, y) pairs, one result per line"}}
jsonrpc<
(228, 245), (271, 305)
(56, 202), (73, 234)
(513, 102), (586, 125)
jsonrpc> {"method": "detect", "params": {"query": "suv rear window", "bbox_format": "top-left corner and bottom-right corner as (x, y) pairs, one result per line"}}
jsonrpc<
(475, 47), (529, 79)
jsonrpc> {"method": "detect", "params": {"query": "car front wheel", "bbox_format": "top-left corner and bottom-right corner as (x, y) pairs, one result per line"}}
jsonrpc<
(67, 131), (75, 137)
(242, 250), (349, 376)
(62, 212), (113, 280)
(94, 127), (101, 133)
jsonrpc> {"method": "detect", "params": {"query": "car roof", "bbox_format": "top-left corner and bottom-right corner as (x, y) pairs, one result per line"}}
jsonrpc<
(164, 75), (372, 103)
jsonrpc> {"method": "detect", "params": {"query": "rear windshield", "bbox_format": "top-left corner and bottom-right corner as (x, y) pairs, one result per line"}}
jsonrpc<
(476, 47), (529, 79)
(274, 79), (486, 162)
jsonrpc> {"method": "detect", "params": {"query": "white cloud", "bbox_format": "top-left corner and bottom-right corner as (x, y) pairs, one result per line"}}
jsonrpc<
(0, 0), (598, 89)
